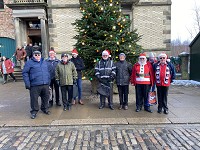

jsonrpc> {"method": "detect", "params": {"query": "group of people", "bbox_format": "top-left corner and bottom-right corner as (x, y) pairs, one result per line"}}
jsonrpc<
(95, 50), (176, 115)
(2, 45), (176, 119)
(22, 48), (85, 119)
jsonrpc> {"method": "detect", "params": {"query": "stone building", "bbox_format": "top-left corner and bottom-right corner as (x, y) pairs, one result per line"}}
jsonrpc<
(1, 0), (171, 58)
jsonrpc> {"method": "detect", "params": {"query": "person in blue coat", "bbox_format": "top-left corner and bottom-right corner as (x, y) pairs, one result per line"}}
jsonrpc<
(22, 51), (51, 119)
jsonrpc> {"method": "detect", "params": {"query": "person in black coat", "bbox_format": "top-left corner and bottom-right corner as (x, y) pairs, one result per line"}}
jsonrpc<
(115, 53), (132, 110)
(70, 49), (85, 105)
(46, 49), (61, 107)
(95, 50), (116, 110)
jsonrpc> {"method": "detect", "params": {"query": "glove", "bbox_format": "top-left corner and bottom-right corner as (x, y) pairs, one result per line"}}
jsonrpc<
(56, 80), (60, 86)
(73, 79), (77, 85)
(25, 86), (30, 90)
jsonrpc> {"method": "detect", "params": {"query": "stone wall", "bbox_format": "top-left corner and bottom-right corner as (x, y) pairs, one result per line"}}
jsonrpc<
(48, 0), (81, 53)
(133, 0), (171, 53)
(48, 0), (171, 54)
(0, 0), (15, 39)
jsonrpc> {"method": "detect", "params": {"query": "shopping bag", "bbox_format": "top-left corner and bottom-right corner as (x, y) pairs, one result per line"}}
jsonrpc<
(148, 91), (157, 105)
(73, 84), (78, 98)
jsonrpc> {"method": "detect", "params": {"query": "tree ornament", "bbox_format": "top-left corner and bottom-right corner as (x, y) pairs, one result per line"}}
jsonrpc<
(110, 35), (113, 37)
(93, 0), (96, 2)
(129, 45), (131, 47)
(112, 26), (116, 30)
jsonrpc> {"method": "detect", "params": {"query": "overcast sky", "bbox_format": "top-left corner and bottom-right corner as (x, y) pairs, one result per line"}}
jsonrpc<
(171, 0), (200, 41)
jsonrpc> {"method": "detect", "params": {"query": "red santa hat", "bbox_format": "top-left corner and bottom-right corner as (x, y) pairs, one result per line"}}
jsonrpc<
(49, 50), (55, 54)
(102, 50), (109, 56)
(72, 49), (78, 55)
(158, 52), (167, 58)
(139, 53), (146, 59)
(105, 50), (111, 57)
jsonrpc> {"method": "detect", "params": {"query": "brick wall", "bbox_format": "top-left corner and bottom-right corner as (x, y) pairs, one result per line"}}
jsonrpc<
(133, 0), (171, 53)
(0, 0), (15, 39)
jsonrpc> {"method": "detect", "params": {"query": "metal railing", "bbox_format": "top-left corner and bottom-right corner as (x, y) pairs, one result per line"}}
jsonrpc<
(13, 0), (46, 3)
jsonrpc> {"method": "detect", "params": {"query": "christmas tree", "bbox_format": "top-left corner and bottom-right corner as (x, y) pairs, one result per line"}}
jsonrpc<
(72, 0), (142, 80)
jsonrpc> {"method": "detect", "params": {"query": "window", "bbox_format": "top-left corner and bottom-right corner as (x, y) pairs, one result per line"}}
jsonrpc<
(0, 0), (4, 9)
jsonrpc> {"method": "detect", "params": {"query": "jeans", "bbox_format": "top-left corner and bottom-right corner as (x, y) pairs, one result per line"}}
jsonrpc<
(73, 78), (82, 101)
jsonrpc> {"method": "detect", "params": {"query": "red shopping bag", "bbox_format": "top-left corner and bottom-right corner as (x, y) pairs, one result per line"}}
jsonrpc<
(148, 91), (157, 105)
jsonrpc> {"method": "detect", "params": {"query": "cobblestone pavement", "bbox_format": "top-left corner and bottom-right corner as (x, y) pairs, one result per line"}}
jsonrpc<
(1, 124), (200, 150)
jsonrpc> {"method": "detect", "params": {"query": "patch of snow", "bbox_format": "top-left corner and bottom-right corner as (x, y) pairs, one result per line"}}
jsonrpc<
(172, 80), (200, 87)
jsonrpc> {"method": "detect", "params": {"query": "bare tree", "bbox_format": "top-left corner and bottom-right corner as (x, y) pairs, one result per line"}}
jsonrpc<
(186, 0), (200, 39)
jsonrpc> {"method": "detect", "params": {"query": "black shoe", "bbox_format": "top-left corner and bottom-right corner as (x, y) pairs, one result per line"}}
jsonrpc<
(43, 110), (50, 115)
(118, 105), (123, 110)
(157, 109), (162, 114)
(63, 107), (67, 111)
(124, 105), (128, 110)
(109, 106), (114, 110)
(56, 101), (61, 106)
(164, 110), (169, 114)
(99, 105), (104, 109)
(136, 108), (141, 112)
(145, 108), (153, 113)
(2, 81), (6, 85)
(31, 114), (36, 119)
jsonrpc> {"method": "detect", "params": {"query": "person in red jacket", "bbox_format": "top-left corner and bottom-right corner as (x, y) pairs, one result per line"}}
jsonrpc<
(153, 52), (176, 114)
(131, 53), (154, 113)
(0, 56), (16, 84)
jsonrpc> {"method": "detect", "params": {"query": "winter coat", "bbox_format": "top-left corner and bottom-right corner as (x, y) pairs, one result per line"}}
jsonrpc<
(130, 62), (155, 86)
(55, 60), (77, 86)
(70, 56), (85, 79)
(15, 48), (26, 60)
(46, 58), (60, 79)
(153, 61), (176, 87)
(22, 57), (50, 88)
(25, 45), (33, 57)
(115, 60), (132, 86)
(95, 58), (116, 80)
(0, 59), (14, 74)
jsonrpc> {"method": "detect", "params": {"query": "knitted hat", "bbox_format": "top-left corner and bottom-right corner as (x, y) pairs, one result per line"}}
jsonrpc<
(61, 53), (68, 58)
(149, 52), (155, 58)
(119, 53), (126, 57)
(72, 49), (78, 55)
(139, 53), (146, 58)
(158, 52), (167, 58)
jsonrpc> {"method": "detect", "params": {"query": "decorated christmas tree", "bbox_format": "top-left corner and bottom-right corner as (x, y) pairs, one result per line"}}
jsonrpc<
(72, 0), (142, 80)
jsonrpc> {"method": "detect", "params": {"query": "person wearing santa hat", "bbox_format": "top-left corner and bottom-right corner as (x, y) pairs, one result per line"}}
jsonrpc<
(95, 50), (116, 110)
(153, 52), (176, 114)
(46, 48), (61, 107)
(70, 48), (85, 105)
(130, 53), (155, 113)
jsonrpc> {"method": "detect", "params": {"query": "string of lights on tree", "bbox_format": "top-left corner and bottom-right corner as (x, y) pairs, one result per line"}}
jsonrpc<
(72, 0), (142, 80)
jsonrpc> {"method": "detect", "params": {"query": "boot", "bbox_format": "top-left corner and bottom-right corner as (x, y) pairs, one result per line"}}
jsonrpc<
(99, 96), (105, 109)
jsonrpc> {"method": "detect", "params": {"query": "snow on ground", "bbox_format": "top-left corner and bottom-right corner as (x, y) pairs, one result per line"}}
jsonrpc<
(172, 80), (200, 87)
